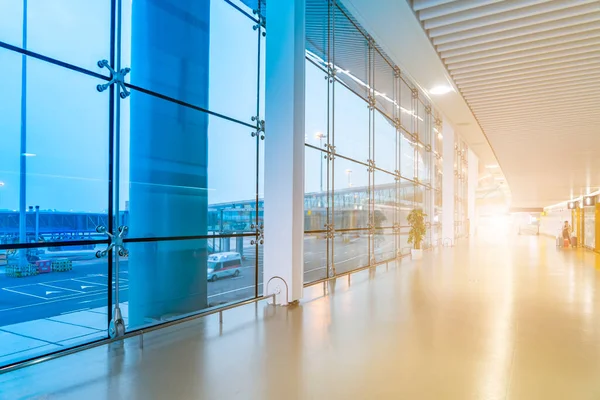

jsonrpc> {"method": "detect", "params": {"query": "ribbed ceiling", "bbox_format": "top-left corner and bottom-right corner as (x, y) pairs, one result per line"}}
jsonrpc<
(412, 0), (600, 207)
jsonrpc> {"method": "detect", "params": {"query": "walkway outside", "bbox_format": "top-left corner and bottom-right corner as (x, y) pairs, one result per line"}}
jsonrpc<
(1, 235), (600, 399)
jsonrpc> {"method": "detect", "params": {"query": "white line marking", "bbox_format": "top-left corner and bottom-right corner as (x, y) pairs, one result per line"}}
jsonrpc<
(60, 308), (90, 315)
(40, 283), (84, 294)
(2, 287), (49, 301)
(71, 278), (108, 287)
(0, 291), (106, 312)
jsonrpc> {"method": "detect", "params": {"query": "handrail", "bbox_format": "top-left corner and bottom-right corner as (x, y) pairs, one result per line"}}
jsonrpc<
(0, 293), (275, 375)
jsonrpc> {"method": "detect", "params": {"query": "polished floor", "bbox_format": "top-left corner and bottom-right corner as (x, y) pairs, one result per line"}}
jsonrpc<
(2, 235), (600, 399)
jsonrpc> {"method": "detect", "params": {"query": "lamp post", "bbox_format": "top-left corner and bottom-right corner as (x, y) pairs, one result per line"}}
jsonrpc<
(315, 132), (326, 193)
(19, 0), (28, 266)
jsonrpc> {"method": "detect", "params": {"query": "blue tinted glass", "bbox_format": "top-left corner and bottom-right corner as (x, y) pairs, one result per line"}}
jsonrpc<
(126, 237), (256, 330)
(0, 50), (109, 245)
(0, 0), (111, 73)
(121, 0), (258, 124)
(121, 88), (257, 240)
(334, 83), (369, 163)
(374, 111), (397, 173)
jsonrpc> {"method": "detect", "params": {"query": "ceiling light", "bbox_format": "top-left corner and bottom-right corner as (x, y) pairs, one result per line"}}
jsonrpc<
(22, 153), (36, 157)
(486, 164), (499, 169)
(428, 85), (454, 95)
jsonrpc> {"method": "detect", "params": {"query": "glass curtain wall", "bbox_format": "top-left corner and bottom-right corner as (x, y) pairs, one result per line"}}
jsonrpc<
(303, 0), (442, 283)
(584, 206), (595, 249)
(454, 138), (468, 239)
(0, 0), (265, 368)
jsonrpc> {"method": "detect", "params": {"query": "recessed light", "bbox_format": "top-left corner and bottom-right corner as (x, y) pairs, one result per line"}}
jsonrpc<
(428, 85), (454, 95)
(486, 164), (499, 168)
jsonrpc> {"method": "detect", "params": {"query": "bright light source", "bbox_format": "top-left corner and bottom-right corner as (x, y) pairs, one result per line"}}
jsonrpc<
(428, 85), (454, 95)
(486, 164), (499, 169)
(315, 132), (325, 139)
(0, 182), (4, 187)
(22, 153), (36, 157)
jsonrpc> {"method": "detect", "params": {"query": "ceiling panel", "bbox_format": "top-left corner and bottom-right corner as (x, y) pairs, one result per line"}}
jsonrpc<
(412, 0), (600, 207)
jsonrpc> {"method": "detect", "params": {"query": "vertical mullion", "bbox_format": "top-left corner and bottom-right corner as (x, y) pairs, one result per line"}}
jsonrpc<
(329, 0), (336, 278)
(106, 0), (117, 331)
(254, 7), (262, 299)
(368, 39), (374, 266)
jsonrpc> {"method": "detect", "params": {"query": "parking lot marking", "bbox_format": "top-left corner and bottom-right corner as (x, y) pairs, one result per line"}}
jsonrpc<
(40, 283), (84, 294)
(2, 287), (49, 301)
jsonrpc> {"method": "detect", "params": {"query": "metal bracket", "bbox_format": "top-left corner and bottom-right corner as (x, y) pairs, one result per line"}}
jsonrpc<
(411, 88), (419, 99)
(96, 60), (131, 99)
(394, 170), (401, 181)
(251, 223), (264, 245)
(251, 116), (265, 140)
(325, 144), (336, 160)
(324, 223), (335, 239)
(367, 159), (375, 172)
(95, 225), (129, 258)
(367, 96), (376, 110)
(252, 9), (266, 36)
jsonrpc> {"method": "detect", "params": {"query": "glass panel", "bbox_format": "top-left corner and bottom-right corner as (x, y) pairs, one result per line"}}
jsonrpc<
(332, 6), (369, 101)
(398, 227), (411, 256)
(584, 207), (595, 249)
(373, 171), (396, 229)
(373, 49), (396, 119)
(125, 236), (257, 330)
(333, 158), (369, 230)
(374, 111), (396, 174)
(120, 88), (257, 240)
(0, 51), (109, 245)
(333, 230), (369, 274)
(0, 244), (108, 366)
(121, 0), (258, 124)
(305, 60), (329, 147)
(305, 146), (328, 202)
(418, 147), (432, 186)
(400, 78), (415, 132)
(0, 1), (23, 47)
(0, 1), (111, 74)
(400, 131), (416, 181)
(304, 232), (328, 283)
(373, 228), (396, 263)
(417, 99), (430, 145)
(334, 83), (369, 163)
(258, 26), (266, 119)
(305, 0), (330, 62)
(125, 237), (255, 329)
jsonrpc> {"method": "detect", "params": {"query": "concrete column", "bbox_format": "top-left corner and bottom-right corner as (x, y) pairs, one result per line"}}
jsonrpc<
(263, 0), (305, 304)
(128, 0), (209, 327)
(442, 118), (455, 243)
(467, 149), (478, 237)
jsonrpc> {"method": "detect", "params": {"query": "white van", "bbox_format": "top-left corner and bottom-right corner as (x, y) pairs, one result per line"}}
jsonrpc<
(207, 252), (243, 282)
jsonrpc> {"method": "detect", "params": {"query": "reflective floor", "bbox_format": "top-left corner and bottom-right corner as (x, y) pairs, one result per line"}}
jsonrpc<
(2, 235), (600, 399)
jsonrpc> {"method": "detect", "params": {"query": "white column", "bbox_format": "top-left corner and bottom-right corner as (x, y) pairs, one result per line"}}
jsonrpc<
(442, 118), (455, 243)
(468, 149), (478, 237)
(264, 0), (306, 304)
